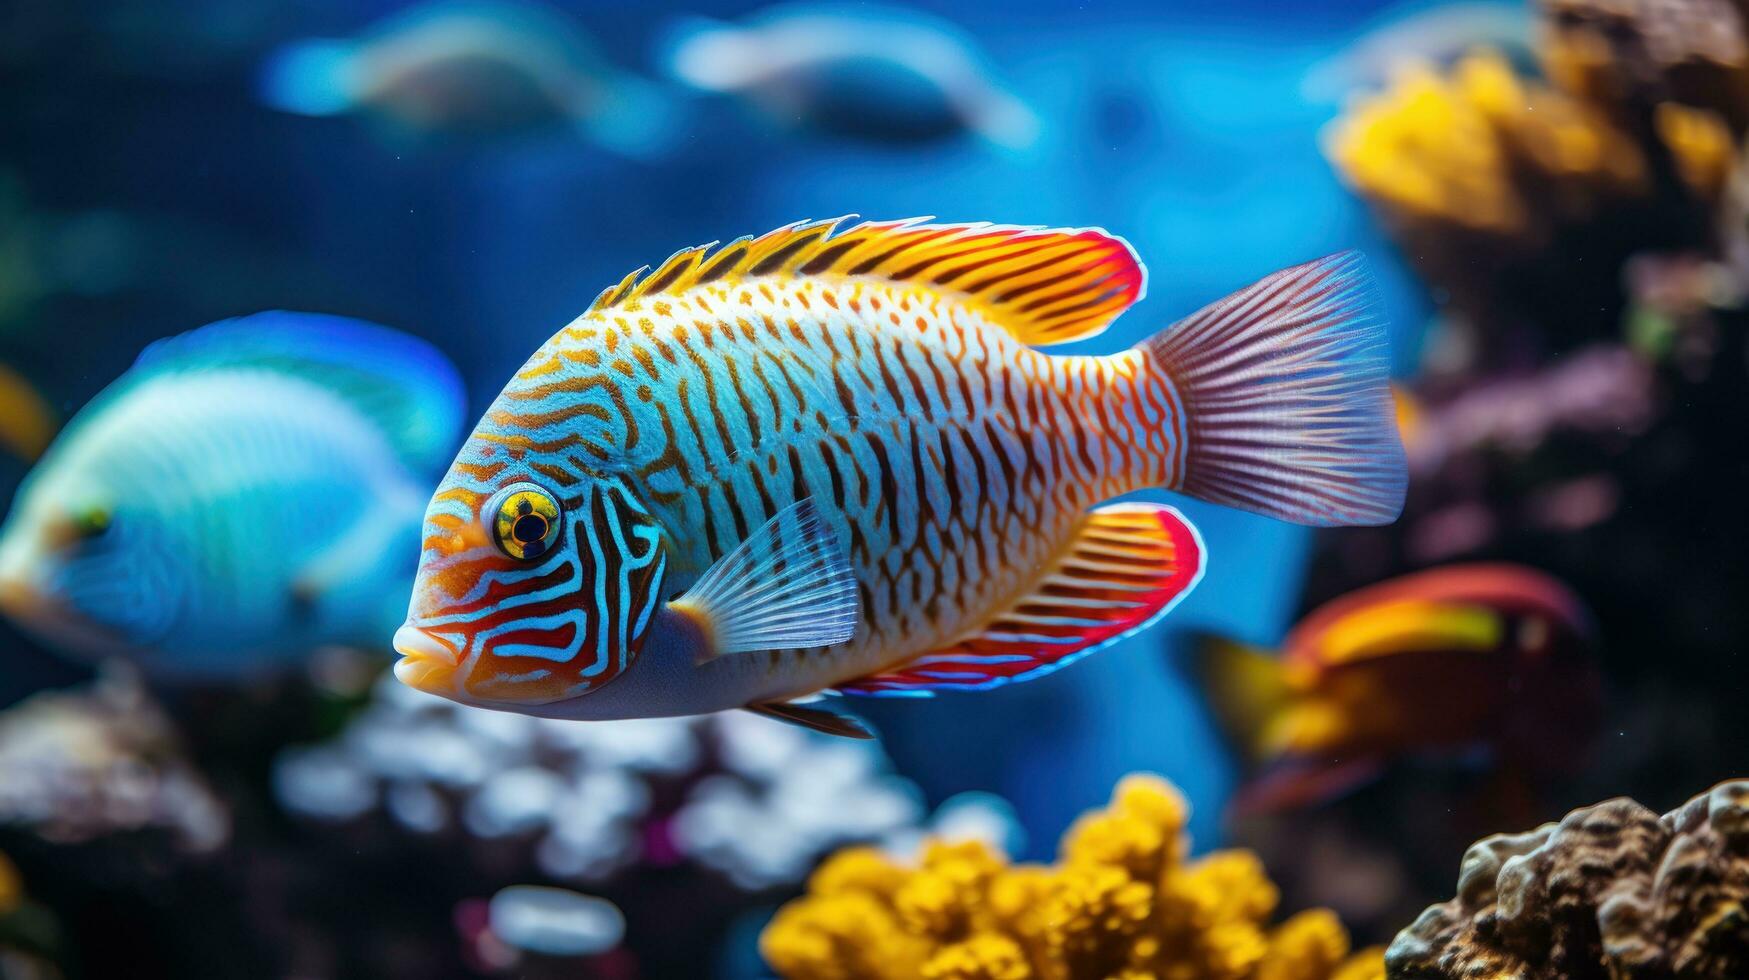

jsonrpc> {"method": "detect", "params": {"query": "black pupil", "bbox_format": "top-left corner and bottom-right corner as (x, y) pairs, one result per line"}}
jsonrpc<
(512, 512), (548, 545)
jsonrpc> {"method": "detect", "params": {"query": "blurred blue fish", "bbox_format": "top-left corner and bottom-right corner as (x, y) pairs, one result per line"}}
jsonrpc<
(259, 0), (679, 155)
(0, 313), (465, 677)
(661, 4), (1037, 147)
(1300, 1), (1533, 104)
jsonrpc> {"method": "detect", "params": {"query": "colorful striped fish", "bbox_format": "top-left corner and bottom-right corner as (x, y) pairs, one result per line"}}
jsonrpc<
(0, 312), (464, 676)
(1194, 563), (1600, 813)
(395, 217), (1407, 736)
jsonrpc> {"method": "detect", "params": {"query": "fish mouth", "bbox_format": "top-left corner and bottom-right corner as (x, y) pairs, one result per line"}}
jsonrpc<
(0, 569), (41, 621)
(392, 624), (460, 692)
(0, 569), (136, 658)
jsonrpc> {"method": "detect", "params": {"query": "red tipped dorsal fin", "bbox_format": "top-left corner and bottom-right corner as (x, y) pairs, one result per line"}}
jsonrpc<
(587, 216), (1147, 346)
(838, 503), (1203, 696)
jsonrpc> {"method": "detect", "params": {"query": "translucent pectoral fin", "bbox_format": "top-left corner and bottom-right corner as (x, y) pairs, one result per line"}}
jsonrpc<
(743, 700), (876, 740)
(671, 497), (860, 662)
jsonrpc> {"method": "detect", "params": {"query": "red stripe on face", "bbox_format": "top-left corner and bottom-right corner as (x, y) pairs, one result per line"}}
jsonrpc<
(465, 619), (601, 703)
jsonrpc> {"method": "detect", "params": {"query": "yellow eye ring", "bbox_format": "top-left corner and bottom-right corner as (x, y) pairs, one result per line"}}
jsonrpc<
(485, 482), (563, 561)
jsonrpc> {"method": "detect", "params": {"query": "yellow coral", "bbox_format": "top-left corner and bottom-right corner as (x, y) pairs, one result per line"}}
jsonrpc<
(923, 933), (1033, 980)
(1655, 103), (1735, 199)
(1325, 51), (1649, 238)
(1040, 863), (1154, 976)
(1324, 56), (1528, 235)
(812, 846), (912, 899)
(896, 841), (1006, 940)
(1328, 948), (1387, 980)
(761, 775), (1386, 980)
(761, 889), (932, 980)
(1255, 910), (1350, 980)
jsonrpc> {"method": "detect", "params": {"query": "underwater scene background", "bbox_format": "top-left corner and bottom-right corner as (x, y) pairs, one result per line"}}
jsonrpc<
(1, 0), (1746, 977)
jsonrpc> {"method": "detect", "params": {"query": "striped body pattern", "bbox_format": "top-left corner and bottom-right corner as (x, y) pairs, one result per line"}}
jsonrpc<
(0, 313), (464, 676)
(397, 218), (1407, 732)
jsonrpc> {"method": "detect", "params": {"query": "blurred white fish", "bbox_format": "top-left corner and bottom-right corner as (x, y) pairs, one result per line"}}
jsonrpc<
(0, 312), (464, 677)
(486, 886), (624, 958)
(1301, 2), (1533, 103)
(276, 672), (966, 890)
(259, 0), (679, 155)
(661, 4), (1037, 147)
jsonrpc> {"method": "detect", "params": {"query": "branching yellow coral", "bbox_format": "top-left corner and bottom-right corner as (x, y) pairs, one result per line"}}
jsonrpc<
(1324, 51), (1648, 238)
(761, 775), (1384, 980)
(1324, 43), (1739, 345)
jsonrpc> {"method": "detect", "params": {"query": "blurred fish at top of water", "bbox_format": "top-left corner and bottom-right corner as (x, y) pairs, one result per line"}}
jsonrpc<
(1300, 1), (1534, 104)
(1194, 563), (1601, 814)
(259, 0), (678, 155)
(395, 217), (1405, 739)
(0, 313), (465, 677)
(661, 5), (1037, 147)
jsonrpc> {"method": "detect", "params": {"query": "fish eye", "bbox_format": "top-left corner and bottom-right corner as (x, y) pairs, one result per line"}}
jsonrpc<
(74, 506), (110, 538)
(485, 482), (562, 561)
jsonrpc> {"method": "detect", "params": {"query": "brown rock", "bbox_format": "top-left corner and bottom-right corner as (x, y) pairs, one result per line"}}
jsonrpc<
(1386, 780), (1749, 978)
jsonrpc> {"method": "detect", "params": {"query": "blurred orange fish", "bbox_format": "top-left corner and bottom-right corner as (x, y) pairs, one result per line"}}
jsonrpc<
(0, 363), (55, 462)
(1194, 563), (1600, 813)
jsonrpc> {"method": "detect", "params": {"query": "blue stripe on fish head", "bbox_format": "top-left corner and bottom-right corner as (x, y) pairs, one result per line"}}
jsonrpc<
(400, 435), (669, 706)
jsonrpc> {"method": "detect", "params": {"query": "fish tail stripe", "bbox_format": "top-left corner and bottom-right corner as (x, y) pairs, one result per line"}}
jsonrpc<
(585, 217), (1145, 348)
(837, 503), (1204, 695)
(1139, 250), (1407, 527)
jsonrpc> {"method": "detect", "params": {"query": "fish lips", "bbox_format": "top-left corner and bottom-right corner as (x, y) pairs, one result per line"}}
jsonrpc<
(392, 623), (462, 692)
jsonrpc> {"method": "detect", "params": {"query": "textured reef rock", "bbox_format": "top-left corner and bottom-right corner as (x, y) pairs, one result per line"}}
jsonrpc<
(0, 670), (226, 852)
(762, 774), (1385, 980)
(1541, 0), (1749, 136)
(1385, 779), (1749, 979)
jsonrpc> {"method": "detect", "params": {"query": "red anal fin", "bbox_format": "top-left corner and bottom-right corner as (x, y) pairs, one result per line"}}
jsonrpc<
(744, 701), (876, 739)
(839, 503), (1205, 696)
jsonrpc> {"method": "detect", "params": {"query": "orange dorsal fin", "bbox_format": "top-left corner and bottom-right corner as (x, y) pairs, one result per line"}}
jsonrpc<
(837, 502), (1203, 696)
(587, 216), (1147, 346)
